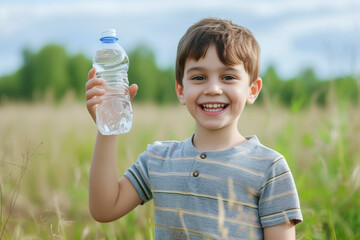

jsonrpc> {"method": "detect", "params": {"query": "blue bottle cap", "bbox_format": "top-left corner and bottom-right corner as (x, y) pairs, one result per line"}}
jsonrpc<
(100, 29), (118, 42)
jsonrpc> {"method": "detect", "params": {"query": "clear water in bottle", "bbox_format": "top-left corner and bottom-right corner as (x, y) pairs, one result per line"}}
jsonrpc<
(95, 90), (132, 135)
(93, 30), (133, 135)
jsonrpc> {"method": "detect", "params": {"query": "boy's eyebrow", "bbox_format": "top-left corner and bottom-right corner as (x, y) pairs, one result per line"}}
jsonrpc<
(186, 66), (239, 74)
(186, 67), (205, 74)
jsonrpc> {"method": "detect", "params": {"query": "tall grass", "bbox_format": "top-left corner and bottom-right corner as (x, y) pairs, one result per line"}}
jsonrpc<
(0, 97), (359, 239)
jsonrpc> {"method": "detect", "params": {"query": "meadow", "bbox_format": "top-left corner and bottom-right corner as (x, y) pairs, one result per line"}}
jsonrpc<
(0, 96), (359, 239)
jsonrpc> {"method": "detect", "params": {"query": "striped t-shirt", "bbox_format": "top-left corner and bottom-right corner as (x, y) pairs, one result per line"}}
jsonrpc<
(124, 135), (302, 239)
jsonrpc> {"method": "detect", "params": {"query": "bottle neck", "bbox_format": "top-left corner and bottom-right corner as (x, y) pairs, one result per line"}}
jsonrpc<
(100, 36), (118, 43)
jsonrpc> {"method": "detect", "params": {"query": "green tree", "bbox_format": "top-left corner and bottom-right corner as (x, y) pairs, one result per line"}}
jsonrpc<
(155, 67), (177, 104)
(68, 54), (92, 99)
(128, 45), (161, 102)
(334, 75), (359, 104)
(260, 65), (283, 104)
(19, 48), (36, 100)
(0, 72), (20, 100)
(288, 68), (319, 109)
(33, 45), (70, 101)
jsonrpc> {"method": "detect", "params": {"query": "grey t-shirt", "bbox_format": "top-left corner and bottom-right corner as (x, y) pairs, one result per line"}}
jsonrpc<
(125, 135), (302, 239)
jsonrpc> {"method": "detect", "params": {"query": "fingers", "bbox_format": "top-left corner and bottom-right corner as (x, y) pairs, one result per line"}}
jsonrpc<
(129, 84), (138, 101)
(87, 67), (137, 102)
(86, 87), (105, 101)
(86, 77), (106, 91)
(86, 97), (103, 111)
(88, 67), (96, 80)
(86, 96), (102, 123)
(85, 73), (106, 103)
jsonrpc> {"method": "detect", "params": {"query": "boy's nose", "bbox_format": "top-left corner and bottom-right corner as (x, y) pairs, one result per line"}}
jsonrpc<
(203, 81), (223, 95)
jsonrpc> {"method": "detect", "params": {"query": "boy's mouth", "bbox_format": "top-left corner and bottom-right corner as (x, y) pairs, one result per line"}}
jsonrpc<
(200, 103), (228, 112)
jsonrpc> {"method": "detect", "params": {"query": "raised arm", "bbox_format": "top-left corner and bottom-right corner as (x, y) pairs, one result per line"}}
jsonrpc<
(86, 68), (141, 222)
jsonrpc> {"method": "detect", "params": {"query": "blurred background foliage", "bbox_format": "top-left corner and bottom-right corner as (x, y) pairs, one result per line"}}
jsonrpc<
(0, 44), (359, 107)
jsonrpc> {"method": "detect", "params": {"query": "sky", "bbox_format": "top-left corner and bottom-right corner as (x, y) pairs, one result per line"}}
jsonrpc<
(1, 0), (360, 79)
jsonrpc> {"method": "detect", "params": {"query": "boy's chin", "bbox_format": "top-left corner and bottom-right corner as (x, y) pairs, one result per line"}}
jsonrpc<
(196, 121), (233, 131)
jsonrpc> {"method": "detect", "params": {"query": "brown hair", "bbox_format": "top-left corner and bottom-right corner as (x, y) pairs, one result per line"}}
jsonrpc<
(176, 18), (260, 86)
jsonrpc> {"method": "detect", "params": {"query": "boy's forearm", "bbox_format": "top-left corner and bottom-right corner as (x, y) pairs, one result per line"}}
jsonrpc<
(89, 131), (120, 220)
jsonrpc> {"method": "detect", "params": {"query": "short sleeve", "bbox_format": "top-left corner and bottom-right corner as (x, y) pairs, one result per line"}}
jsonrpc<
(259, 157), (303, 227)
(124, 145), (153, 204)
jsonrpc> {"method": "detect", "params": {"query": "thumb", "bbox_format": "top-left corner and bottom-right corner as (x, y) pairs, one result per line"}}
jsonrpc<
(129, 84), (138, 101)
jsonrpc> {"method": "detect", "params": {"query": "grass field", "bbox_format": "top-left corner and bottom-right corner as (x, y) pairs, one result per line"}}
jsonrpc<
(0, 98), (359, 239)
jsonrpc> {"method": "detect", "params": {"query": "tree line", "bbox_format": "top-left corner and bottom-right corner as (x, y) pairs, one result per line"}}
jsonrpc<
(0, 44), (359, 108)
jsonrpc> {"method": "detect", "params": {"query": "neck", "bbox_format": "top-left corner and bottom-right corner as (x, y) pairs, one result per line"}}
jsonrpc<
(192, 124), (246, 152)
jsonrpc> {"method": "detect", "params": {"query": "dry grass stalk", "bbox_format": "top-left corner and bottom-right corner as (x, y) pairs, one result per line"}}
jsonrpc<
(282, 211), (290, 225)
(349, 165), (360, 192)
(177, 208), (190, 240)
(236, 205), (245, 235)
(227, 178), (236, 211)
(80, 226), (90, 240)
(50, 195), (72, 240)
(0, 139), (43, 240)
(217, 193), (229, 239)
(246, 186), (257, 201)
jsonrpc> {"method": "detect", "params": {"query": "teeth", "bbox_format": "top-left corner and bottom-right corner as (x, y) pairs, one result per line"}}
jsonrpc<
(201, 103), (227, 112)
(202, 103), (226, 108)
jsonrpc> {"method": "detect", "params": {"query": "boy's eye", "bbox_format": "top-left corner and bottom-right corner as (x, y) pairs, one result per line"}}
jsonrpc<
(191, 75), (205, 80)
(222, 75), (236, 81)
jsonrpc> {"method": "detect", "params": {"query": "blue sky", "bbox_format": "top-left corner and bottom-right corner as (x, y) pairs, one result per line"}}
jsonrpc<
(1, 0), (359, 79)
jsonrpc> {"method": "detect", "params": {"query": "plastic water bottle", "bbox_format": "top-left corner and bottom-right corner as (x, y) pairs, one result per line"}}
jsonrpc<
(93, 29), (133, 135)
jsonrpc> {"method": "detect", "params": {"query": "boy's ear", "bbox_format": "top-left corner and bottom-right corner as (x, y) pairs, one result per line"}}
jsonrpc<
(175, 81), (186, 105)
(247, 78), (262, 105)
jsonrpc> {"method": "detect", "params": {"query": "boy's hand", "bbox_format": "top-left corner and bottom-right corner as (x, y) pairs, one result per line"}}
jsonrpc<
(85, 67), (138, 123)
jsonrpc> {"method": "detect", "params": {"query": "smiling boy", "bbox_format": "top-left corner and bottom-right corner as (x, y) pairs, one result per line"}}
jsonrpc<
(86, 18), (302, 239)
(177, 44), (260, 152)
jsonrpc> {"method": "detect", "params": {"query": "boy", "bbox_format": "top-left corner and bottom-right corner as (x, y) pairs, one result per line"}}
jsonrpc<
(85, 18), (302, 239)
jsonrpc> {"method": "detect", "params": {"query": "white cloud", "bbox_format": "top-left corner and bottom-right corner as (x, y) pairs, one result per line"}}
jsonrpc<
(1, 1), (358, 32)
(2, 0), (359, 20)
(1, 0), (359, 26)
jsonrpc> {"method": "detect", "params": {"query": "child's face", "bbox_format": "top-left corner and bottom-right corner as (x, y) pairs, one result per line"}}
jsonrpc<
(176, 44), (261, 132)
